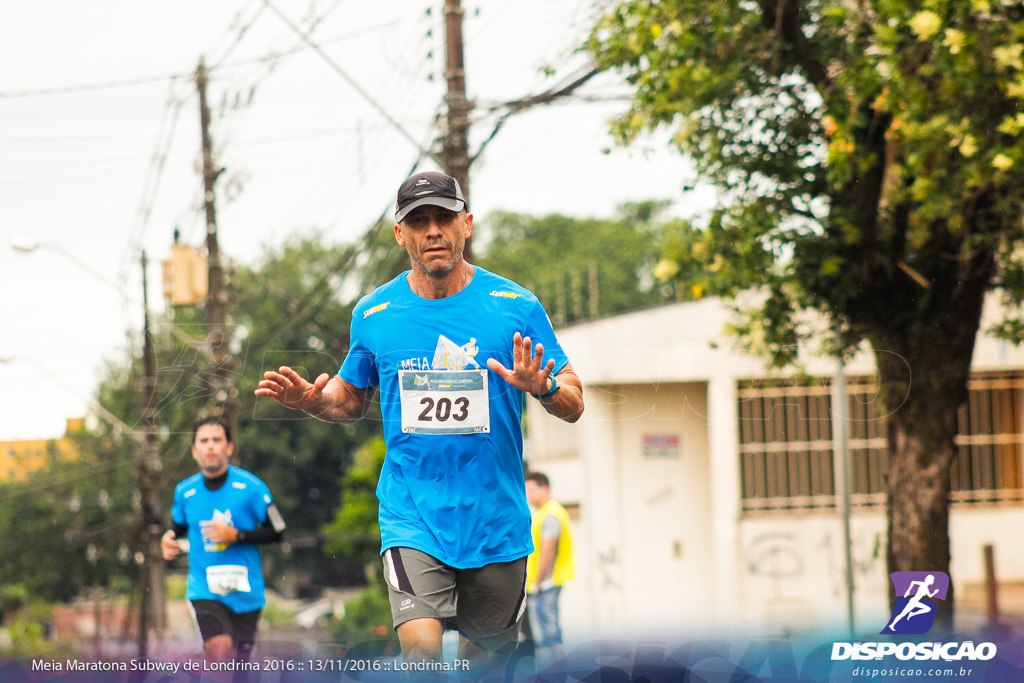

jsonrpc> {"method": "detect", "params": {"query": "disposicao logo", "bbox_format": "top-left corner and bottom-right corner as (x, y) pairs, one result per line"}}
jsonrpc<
(831, 570), (996, 663)
(882, 571), (948, 635)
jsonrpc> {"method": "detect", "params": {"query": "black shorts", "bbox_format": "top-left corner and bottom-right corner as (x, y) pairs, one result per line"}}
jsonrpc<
(382, 547), (528, 653)
(189, 599), (262, 658)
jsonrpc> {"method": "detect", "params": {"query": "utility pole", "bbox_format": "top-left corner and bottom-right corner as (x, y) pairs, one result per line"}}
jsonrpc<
(196, 58), (235, 435)
(442, 0), (473, 261)
(833, 356), (856, 638)
(138, 250), (166, 657)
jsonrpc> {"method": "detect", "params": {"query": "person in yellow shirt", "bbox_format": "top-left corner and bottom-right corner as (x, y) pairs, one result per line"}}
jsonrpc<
(524, 471), (574, 662)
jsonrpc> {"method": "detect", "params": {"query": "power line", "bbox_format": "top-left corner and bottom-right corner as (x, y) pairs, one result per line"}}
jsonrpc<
(117, 82), (189, 359)
(284, 58), (437, 230)
(179, 0), (368, 247)
(0, 73), (191, 99)
(262, 0), (438, 163)
(0, 23), (398, 101)
(242, 143), (435, 358)
(269, 6), (436, 232)
(209, 0), (268, 70)
(213, 0), (355, 157)
(119, 85), (187, 269)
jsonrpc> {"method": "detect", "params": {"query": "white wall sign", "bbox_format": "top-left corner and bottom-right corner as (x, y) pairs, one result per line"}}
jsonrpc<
(643, 434), (680, 458)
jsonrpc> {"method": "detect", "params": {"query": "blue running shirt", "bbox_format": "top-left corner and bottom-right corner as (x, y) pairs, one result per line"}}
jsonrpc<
(340, 266), (569, 568)
(171, 466), (273, 613)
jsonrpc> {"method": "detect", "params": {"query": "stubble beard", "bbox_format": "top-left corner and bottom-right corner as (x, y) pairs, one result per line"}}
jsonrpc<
(200, 459), (227, 476)
(412, 241), (462, 278)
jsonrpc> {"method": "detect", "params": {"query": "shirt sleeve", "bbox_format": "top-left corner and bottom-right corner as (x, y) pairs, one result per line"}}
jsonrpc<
(525, 299), (569, 375)
(540, 514), (562, 541)
(237, 480), (285, 543)
(339, 312), (379, 388)
(171, 485), (186, 526)
(252, 482), (273, 522)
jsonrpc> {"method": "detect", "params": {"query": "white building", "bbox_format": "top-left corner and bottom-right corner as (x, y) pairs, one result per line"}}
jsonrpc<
(525, 296), (1024, 641)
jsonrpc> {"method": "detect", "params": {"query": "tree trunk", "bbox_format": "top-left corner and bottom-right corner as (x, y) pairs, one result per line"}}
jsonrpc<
(874, 346), (961, 632)
(867, 251), (994, 633)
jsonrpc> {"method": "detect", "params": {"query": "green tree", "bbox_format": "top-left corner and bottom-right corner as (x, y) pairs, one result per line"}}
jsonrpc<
(322, 439), (393, 645)
(476, 204), (674, 325)
(0, 431), (139, 604)
(0, 234), (382, 608)
(588, 0), (1024, 627)
(0, 584), (53, 656)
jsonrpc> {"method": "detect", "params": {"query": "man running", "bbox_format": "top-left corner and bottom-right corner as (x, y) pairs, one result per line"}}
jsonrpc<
(162, 418), (285, 663)
(256, 171), (584, 674)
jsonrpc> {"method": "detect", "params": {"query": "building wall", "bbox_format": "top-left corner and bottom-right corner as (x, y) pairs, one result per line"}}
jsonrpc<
(529, 381), (714, 638)
(526, 296), (1024, 639)
(737, 514), (889, 635)
(0, 418), (82, 481)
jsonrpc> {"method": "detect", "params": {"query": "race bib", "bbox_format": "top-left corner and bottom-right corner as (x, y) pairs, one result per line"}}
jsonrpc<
(206, 565), (251, 596)
(398, 369), (490, 435)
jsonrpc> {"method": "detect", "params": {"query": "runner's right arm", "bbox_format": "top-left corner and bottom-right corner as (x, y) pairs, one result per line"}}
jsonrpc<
(255, 367), (374, 423)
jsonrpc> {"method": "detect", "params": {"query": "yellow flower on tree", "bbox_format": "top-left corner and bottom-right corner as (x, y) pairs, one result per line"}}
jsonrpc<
(994, 45), (1024, 71)
(943, 29), (964, 55)
(909, 11), (941, 40)
(993, 154), (1014, 171)
(653, 258), (680, 282)
(959, 135), (978, 158)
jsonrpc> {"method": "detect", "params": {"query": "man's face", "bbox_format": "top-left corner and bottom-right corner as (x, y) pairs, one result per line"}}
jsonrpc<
(525, 480), (546, 508)
(394, 206), (473, 277)
(192, 424), (233, 477)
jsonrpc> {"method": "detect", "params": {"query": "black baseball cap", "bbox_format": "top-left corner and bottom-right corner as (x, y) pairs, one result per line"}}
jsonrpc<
(395, 171), (467, 223)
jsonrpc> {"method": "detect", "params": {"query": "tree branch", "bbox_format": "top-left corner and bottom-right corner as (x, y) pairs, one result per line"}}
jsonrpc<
(755, 0), (831, 89)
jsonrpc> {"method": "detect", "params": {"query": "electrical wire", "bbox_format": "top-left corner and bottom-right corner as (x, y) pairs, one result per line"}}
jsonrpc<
(118, 84), (188, 278)
(184, 0), (364, 245)
(242, 140), (436, 357)
(290, 7), (440, 230)
(209, 0), (269, 70)
(262, 0), (437, 161)
(0, 73), (192, 99)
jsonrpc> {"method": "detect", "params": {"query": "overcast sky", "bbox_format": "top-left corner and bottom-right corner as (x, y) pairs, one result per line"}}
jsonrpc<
(0, 0), (713, 441)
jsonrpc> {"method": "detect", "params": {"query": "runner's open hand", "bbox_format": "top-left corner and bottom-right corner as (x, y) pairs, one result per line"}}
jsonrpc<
(486, 332), (555, 396)
(255, 366), (330, 410)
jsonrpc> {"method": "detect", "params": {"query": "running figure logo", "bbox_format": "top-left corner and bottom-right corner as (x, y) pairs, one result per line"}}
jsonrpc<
(882, 571), (949, 635)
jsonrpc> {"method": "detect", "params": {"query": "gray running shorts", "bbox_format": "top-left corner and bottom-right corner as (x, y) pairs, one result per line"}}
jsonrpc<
(382, 547), (528, 653)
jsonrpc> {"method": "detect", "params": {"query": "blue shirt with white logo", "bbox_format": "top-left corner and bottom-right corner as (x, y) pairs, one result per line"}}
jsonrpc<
(340, 266), (569, 568)
(171, 466), (273, 613)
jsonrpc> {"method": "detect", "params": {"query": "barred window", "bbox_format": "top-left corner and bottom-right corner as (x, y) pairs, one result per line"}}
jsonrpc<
(846, 377), (887, 508)
(738, 380), (835, 513)
(738, 372), (1024, 515)
(953, 374), (1024, 504)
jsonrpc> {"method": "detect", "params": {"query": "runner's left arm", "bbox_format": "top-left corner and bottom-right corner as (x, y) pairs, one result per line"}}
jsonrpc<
(235, 518), (284, 544)
(202, 502), (286, 545)
(486, 332), (584, 423)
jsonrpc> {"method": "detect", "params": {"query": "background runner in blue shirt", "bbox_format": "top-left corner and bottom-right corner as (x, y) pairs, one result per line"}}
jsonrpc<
(162, 417), (285, 663)
(256, 171), (585, 676)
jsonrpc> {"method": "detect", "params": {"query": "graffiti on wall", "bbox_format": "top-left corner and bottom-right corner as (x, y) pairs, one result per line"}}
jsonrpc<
(596, 546), (623, 592)
(744, 528), (883, 600)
